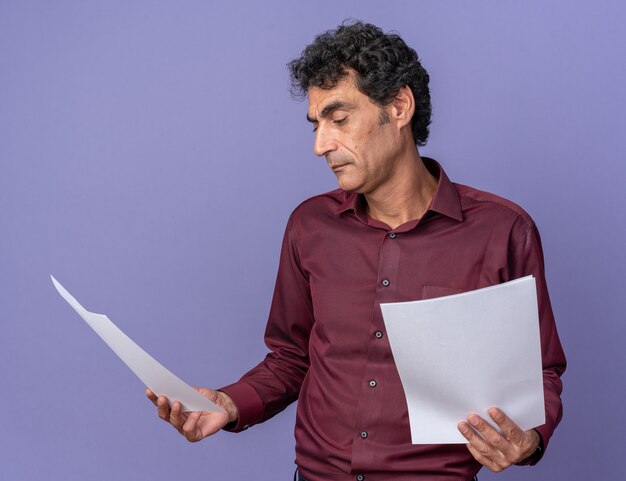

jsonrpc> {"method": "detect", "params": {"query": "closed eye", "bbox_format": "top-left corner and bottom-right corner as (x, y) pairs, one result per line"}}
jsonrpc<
(311, 117), (348, 132)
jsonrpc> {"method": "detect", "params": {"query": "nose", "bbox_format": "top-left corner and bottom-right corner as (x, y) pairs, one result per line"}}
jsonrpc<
(313, 124), (337, 157)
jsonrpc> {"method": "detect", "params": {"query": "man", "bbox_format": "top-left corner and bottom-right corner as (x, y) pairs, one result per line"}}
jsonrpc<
(147, 21), (565, 480)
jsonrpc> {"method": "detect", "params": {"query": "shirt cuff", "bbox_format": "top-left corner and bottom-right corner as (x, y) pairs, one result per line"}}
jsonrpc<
(218, 381), (264, 432)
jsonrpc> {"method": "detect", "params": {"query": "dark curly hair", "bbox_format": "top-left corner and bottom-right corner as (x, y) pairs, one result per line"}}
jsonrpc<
(288, 21), (432, 146)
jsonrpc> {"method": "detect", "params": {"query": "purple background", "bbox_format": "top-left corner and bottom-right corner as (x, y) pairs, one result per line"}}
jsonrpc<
(2, 1), (624, 480)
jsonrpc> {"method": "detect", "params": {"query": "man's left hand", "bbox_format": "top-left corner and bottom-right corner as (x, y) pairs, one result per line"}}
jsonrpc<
(457, 407), (540, 473)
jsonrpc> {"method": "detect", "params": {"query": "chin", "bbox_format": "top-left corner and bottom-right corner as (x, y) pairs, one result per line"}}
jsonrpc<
(337, 180), (355, 192)
(336, 175), (362, 193)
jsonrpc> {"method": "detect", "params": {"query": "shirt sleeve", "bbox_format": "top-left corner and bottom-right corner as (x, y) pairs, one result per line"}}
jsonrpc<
(219, 214), (313, 432)
(508, 218), (567, 465)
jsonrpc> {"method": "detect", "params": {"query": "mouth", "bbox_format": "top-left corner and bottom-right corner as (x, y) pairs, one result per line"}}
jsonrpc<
(329, 163), (349, 172)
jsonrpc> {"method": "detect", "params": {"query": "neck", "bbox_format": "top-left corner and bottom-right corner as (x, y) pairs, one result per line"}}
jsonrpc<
(364, 150), (438, 230)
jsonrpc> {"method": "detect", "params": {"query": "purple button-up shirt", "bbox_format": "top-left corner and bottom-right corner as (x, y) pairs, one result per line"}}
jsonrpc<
(221, 159), (566, 481)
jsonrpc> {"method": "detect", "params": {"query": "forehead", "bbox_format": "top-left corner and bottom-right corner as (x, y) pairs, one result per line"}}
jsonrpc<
(306, 74), (368, 116)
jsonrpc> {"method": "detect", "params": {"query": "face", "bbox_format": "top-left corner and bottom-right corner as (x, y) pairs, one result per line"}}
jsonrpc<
(306, 72), (404, 195)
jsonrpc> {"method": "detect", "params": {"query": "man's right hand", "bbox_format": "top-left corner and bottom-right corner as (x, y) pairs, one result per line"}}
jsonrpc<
(146, 387), (239, 442)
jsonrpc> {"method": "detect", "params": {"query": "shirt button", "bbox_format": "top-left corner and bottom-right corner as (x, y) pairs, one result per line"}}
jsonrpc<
(388, 232), (397, 238)
(375, 331), (383, 339)
(369, 380), (377, 388)
(356, 476), (365, 481)
(360, 431), (368, 439)
(382, 279), (390, 287)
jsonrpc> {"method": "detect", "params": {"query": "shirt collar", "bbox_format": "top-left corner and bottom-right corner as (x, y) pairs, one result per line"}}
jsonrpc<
(334, 157), (463, 222)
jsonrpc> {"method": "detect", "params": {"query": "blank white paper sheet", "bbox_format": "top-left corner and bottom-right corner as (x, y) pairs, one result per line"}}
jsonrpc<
(51, 276), (223, 413)
(381, 276), (544, 444)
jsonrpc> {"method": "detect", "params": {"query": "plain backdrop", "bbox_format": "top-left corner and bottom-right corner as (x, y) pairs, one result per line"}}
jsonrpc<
(1, 1), (625, 480)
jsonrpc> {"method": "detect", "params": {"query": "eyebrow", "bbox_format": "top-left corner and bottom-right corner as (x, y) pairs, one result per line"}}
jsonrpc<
(306, 101), (356, 123)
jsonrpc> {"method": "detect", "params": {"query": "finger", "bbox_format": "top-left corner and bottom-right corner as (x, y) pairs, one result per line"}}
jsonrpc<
(194, 386), (219, 402)
(459, 422), (509, 473)
(488, 407), (524, 446)
(458, 421), (491, 457)
(467, 414), (510, 455)
(146, 388), (158, 405)
(182, 411), (202, 442)
(170, 401), (185, 430)
(466, 442), (506, 473)
(157, 396), (172, 421)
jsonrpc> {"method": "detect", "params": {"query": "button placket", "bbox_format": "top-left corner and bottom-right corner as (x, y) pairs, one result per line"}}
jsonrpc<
(352, 230), (400, 472)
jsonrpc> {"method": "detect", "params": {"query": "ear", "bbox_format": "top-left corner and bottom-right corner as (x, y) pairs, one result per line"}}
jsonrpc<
(391, 85), (415, 130)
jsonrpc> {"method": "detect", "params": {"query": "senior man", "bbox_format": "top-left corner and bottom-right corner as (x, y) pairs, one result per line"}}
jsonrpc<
(147, 21), (566, 481)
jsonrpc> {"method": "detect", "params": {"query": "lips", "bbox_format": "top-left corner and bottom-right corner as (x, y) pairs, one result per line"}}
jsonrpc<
(327, 154), (352, 172)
